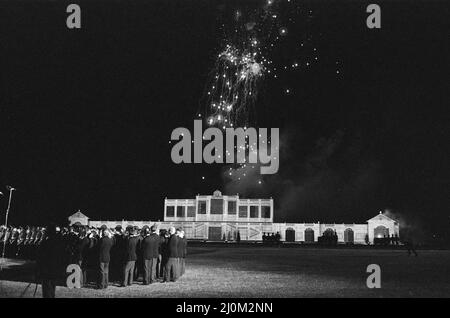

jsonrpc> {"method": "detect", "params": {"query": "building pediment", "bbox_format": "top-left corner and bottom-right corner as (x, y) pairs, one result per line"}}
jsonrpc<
(367, 212), (396, 223)
(69, 210), (89, 220)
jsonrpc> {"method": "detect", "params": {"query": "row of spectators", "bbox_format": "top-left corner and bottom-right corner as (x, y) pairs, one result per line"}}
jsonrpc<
(318, 232), (339, 245)
(373, 234), (401, 246)
(1, 225), (47, 259)
(262, 232), (281, 244)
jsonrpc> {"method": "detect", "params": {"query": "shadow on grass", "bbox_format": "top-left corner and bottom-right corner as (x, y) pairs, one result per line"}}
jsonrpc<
(0, 259), (132, 289)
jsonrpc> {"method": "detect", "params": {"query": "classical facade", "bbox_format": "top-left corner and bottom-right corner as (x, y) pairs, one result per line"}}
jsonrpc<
(68, 190), (400, 244)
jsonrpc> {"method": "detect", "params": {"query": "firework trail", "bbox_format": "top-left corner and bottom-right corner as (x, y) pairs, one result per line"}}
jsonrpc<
(199, 0), (298, 129)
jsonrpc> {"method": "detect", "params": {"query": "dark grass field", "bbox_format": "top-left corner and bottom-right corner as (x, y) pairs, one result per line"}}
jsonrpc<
(1, 245), (450, 297)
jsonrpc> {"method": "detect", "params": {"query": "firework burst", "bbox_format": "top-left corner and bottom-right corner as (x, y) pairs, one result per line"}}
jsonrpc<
(195, 0), (326, 183)
(204, 44), (266, 129)
(198, 0), (316, 130)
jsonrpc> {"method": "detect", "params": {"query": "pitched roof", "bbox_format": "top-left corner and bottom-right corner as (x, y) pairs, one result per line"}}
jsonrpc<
(69, 210), (89, 219)
(367, 212), (396, 223)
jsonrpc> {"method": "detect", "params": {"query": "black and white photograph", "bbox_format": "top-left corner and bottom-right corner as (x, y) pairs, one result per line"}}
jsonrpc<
(0, 0), (449, 303)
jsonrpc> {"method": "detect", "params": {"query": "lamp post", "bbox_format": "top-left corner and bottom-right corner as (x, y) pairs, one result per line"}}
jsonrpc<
(1, 186), (16, 261)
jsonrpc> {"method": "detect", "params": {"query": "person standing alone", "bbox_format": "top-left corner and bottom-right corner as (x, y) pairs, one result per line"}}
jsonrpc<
(36, 223), (65, 298)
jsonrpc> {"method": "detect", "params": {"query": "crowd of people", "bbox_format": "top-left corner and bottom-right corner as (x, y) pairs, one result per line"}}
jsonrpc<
(0, 223), (187, 297)
(318, 231), (339, 245)
(0, 225), (46, 260)
(262, 232), (281, 244)
(373, 234), (401, 246)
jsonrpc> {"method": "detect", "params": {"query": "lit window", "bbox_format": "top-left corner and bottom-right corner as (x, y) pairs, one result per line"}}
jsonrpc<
(261, 206), (271, 218)
(176, 206), (184, 217)
(166, 206), (175, 217)
(198, 201), (207, 214)
(239, 206), (248, 218)
(211, 199), (224, 214)
(187, 206), (195, 217)
(228, 201), (237, 215)
(250, 206), (258, 218)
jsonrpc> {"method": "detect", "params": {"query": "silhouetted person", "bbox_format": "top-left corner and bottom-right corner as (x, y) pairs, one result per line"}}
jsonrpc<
(97, 229), (114, 289)
(394, 234), (399, 245)
(36, 224), (65, 298)
(177, 229), (187, 276)
(164, 227), (179, 282)
(404, 238), (418, 256)
(122, 228), (139, 286)
(110, 227), (125, 282)
(275, 232), (281, 247)
(141, 225), (161, 284)
(76, 227), (93, 287)
(134, 226), (143, 281)
(158, 230), (169, 279)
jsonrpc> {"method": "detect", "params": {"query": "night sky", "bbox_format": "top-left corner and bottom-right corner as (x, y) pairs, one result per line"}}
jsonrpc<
(0, 1), (448, 241)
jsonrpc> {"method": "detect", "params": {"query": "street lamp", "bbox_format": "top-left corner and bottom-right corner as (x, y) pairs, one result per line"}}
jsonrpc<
(1, 186), (16, 261)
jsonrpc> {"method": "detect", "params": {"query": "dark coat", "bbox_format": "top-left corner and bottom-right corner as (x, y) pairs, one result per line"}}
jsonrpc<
(98, 236), (114, 263)
(160, 236), (169, 258)
(141, 233), (161, 259)
(182, 237), (187, 258)
(177, 236), (187, 258)
(36, 236), (66, 279)
(124, 235), (140, 261)
(167, 234), (179, 258)
(111, 234), (126, 264)
(76, 236), (92, 263)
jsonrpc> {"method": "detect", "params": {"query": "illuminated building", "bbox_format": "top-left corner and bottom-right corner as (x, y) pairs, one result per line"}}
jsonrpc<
(68, 190), (399, 244)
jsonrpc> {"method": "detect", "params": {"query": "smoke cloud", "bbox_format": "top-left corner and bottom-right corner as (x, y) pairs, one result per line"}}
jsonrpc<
(383, 209), (426, 243)
(222, 129), (384, 223)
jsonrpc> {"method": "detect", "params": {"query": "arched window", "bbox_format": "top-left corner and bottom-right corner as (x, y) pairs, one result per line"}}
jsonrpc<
(304, 228), (314, 242)
(374, 225), (389, 238)
(344, 228), (354, 243)
(285, 228), (295, 242)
